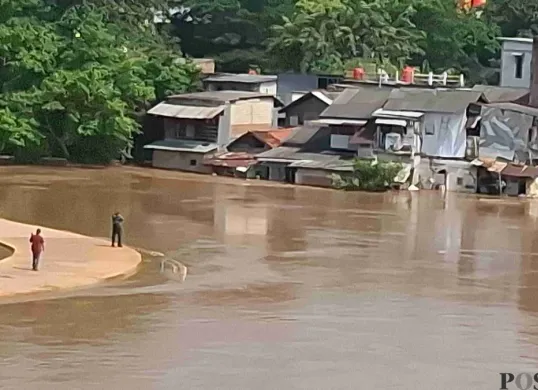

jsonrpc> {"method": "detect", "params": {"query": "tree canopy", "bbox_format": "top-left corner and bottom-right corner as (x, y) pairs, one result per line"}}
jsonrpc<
(0, 0), (199, 162)
(172, 0), (506, 81)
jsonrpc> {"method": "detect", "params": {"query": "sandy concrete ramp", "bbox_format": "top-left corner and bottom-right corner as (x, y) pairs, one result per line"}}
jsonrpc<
(0, 219), (141, 298)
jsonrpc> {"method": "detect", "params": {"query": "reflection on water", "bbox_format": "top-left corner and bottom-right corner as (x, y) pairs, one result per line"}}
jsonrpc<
(1, 166), (538, 388)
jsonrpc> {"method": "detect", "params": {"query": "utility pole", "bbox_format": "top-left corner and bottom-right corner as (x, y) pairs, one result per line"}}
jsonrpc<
(529, 37), (538, 107)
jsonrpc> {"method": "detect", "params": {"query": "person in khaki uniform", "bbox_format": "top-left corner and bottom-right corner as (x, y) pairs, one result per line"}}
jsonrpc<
(111, 212), (124, 247)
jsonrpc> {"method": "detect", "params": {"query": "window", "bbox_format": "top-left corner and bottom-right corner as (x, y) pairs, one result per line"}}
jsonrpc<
(457, 177), (463, 186)
(190, 159), (197, 166)
(515, 54), (523, 79)
(289, 116), (299, 126)
(186, 124), (195, 138)
(425, 124), (435, 135)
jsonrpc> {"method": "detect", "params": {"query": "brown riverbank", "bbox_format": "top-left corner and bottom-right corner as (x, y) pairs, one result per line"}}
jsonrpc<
(0, 218), (141, 298)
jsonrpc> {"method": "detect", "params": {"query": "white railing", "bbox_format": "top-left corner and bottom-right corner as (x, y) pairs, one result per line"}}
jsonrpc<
(344, 70), (465, 87)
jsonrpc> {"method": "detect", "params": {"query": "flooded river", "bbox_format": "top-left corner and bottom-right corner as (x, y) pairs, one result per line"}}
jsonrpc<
(1, 166), (538, 389)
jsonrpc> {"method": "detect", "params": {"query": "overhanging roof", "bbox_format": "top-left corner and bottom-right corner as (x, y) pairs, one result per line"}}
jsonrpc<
(147, 103), (224, 119)
(372, 108), (424, 119)
(375, 118), (407, 126)
(144, 139), (217, 153)
(311, 118), (367, 126)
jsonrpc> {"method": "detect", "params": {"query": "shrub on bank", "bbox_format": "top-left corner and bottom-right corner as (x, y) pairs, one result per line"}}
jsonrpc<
(332, 159), (403, 191)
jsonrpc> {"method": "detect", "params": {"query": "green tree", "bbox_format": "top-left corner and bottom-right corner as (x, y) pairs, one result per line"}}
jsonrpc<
(267, 0), (424, 74)
(0, 0), (199, 162)
(171, 0), (295, 71)
(408, 0), (500, 84)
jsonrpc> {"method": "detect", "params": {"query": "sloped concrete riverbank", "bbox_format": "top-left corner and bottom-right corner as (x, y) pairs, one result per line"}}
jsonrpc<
(0, 218), (141, 298)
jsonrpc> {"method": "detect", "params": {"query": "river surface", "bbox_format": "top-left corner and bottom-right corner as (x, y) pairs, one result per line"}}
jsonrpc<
(1, 166), (538, 389)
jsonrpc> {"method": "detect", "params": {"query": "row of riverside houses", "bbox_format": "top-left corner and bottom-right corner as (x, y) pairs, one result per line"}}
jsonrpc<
(141, 52), (538, 196)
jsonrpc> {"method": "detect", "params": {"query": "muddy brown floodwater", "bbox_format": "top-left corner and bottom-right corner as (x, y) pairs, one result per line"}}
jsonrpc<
(2, 166), (538, 389)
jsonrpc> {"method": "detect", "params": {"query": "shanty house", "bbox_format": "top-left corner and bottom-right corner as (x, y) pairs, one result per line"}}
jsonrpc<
(255, 125), (356, 186)
(144, 91), (280, 173)
(315, 87), (393, 157)
(204, 128), (293, 178)
(373, 88), (484, 192)
(279, 90), (340, 126)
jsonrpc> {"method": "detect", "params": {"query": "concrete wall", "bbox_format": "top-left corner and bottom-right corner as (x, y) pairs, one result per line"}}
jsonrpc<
(204, 81), (276, 96)
(500, 40), (532, 88)
(230, 98), (274, 138)
(152, 150), (212, 174)
(259, 81), (277, 96)
(295, 169), (333, 187)
(415, 158), (477, 193)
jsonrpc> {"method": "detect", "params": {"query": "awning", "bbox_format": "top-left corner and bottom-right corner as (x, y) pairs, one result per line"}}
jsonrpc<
(375, 118), (407, 126)
(372, 109), (424, 119)
(502, 164), (538, 178)
(147, 103), (224, 119)
(144, 139), (217, 153)
(312, 119), (367, 126)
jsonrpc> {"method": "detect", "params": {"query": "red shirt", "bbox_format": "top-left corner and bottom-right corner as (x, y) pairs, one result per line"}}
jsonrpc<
(30, 234), (44, 254)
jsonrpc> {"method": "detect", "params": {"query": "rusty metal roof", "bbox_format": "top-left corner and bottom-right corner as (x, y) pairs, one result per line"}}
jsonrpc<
(203, 152), (257, 167)
(251, 128), (294, 148)
(147, 103), (224, 119)
(501, 164), (538, 178)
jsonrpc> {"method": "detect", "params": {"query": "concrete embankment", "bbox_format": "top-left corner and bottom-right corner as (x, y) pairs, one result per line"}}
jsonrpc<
(0, 218), (141, 298)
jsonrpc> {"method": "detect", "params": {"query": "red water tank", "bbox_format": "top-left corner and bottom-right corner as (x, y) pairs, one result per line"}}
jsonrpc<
(471, 0), (486, 7)
(401, 66), (414, 83)
(352, 67), (365, 80)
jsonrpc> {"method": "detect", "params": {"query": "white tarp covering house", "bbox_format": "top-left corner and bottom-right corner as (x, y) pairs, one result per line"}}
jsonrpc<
(421, 113), (468, 158)
(478, 103), (538, 162)
(382, 89), (482, 158)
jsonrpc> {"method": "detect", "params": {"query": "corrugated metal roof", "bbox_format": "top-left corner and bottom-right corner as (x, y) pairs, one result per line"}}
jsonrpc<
(147, 103), (224, 119)
(204, 152), (257, 167)
(383, 89), (482, 113)
(167, 91), (275, 103)
(144, 139), (217, 153)
(255, 146), (301, 160)
(288, 159), (354, 171)
(502, 164), (538, 178)
(203, 73), (277, 84)
(320, 88), (392, 119)
(281, 125), (324, 146)
(472, 85), (529, 103)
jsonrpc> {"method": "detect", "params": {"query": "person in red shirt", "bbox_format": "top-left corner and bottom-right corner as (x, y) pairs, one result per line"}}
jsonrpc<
(29, 229), (45, 271)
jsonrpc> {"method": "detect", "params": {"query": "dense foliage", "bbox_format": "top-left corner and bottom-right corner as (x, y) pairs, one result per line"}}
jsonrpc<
(172, 0), (522, 82)
(332, 159), (403, 191)
(0, 0), (199, 163)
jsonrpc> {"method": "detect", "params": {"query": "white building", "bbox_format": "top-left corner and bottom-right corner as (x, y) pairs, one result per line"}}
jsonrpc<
(498, 37), (533, 89)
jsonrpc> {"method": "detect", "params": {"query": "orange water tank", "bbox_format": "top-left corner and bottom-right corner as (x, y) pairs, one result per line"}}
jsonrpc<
(401, 66), (414, 83)
(471, 0), (486, 7)
(352, 67), (365, 80)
